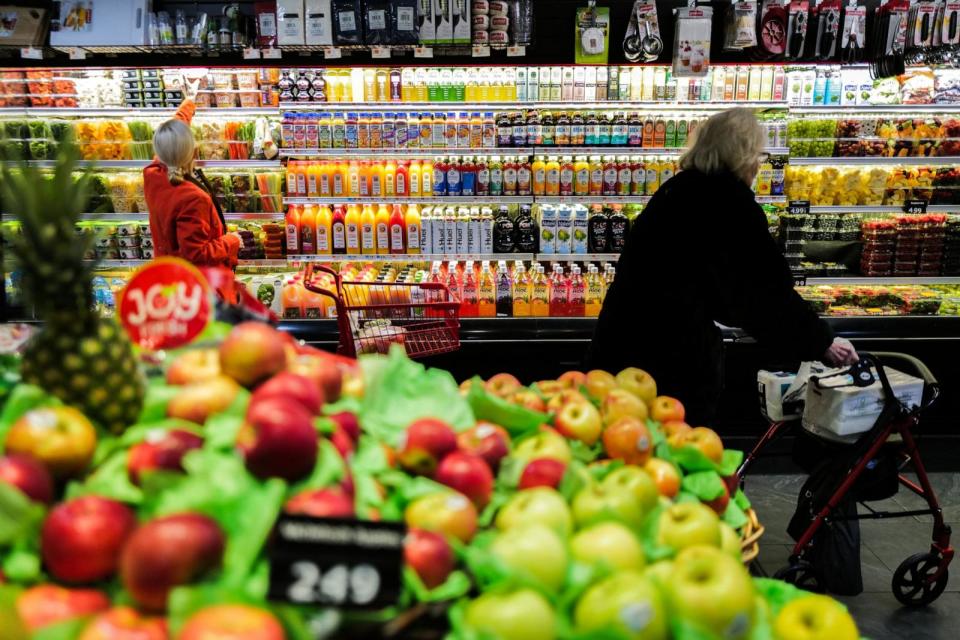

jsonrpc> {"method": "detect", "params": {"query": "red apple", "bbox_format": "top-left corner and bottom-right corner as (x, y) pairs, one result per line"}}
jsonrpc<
(238, 398), (318, 482)
(5, 406), (97, 479)
(251, 372), (324, 415)
(179, 604), (285, 640)
(166, 375), (241, 426)
(219, 322), (287, 388)
(328, 411), (360, 442)
(78, 607), (168, 640)
(404, 528), (456, 589)
(165, 348), (220, 385)
(329, 426), (355, 459)
(662, 420), (693, 445)
(41, 497), (136, 584)
(285, 487), (355, 518)
(546, 389), (590, 414)
(126, 429), (203, 486)
(16, 585), (110, 631)
(397, 418), (458, 475)
(535, 380), (565, 398)
(601, 388), (649, 425)
(723, 473), (740, 496)
(557, 370), (588, 390)
(518, 458), (567, 490)
(456, 422), (510, 472)
(650, 396), (686, 424)
(434, 452), (494, 508)
(485, 373), (522, 398)
(585, 370), (617, 401)
(705, 483), (731, 515)
(0, 453), (54, 503)
(684, 427), (724, 464)
(120, 513), (225, 612)
(644, 458), (681, 498)
(602, 416), (654, 466)
(510, 390), (547, 413)
(554, 401), (603, 445)
(288, 353), (343, 404)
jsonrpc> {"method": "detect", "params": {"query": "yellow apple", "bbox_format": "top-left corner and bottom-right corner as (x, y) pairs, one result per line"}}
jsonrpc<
(616, 368), (657, 405)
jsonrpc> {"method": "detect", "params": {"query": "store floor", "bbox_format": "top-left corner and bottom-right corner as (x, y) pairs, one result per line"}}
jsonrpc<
(747, 473), (960, 640)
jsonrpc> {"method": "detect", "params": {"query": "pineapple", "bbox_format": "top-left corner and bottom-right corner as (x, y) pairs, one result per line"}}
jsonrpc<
(0, 139), (144, 433)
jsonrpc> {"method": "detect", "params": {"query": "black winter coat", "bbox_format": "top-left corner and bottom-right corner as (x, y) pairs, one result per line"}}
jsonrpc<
(585, 169), (834, 424)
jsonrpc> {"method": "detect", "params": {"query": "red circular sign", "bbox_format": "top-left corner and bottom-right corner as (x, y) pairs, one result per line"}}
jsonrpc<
(117, 258), (213, 351)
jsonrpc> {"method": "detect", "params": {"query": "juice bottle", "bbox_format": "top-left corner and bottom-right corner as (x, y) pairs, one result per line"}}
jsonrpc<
(602, 156), (618, 196)
(414, 68), (428, 101)
(300, 204), (317, 254)
(446, 157), (462, 195)
(531, 155), (546, 195)
(630, 157), (646, 195)
(286, 161), (301, 196)
(333, 161), (348, 197)
(585, 111), (599, 145)
(512, 265), (530, 317)
(316, 205), (332, 255)
(531, 265), (550, 317)
(348, 161), (361, 197)
(495, 265), (512, 317)
(616, 156), (632, 196)
(406, 113), (419, 148)
(433, 157), (448, 196)
(645, 157), (660, 195)
(345, 112), (359, 149)
(405, 204), (421, 254)
(589, 155), (604, 195)
(597, 112), (612, 145)
(478, 264), (496, 317)
(282, 278), (304, 319)
(488, 156), (503, 196)
(570, 112), (585, 146)
(460, 264), (478, 317)
(541, 111), (556, 146)
(574, 155), (590, 195)
(331, 205), (347, 255)
(419, 112), (432, 147)
(445, 112), (458, 147)
(384, 159), (397, 197)
(549, 266), (569, 317)
(527, 110), (543, 146)
(369, 161), (384, 197)
(482, 112), (497, 147)
(465, 74), (479, 101)
(457, 111), (470, 147)
(318, 113), (332, 148)
(409, 161), (422, 198)
(358, 113), (370, 149)
(512, 111), (527, 147)
(285, 204), (301, 254)
(396, 160), (409, 197)
(517, 157), (532, 195)
(461, 156), (477, 196)
(319, 161), (334, 196)
(374, 202), (390, 255)
(544, 156), (561, 195)
(344, 204), (360, 254)
(360, 204), (376, 255)
(420, 159), (434, 196)
(432, 112), (446, 148)
(559, 156), (575, 196)
(503, 157), (518, 196)
(389, 204), (406, 254)
(476, 157), (489, 196)
(585, 265), (604, 316)
(470, 112), (483, 147)
(306, 161), (322, 197)
(568, 266), (585, 317)
(555, 111), (571, 146)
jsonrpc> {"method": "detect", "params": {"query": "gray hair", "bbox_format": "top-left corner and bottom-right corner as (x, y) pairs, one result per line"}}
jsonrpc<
(152, 119), (195, 185)
(679, 108), (766, 184)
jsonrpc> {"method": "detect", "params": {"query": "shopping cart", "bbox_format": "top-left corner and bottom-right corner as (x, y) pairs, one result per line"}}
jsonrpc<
(302, 263), (461, 359)
(737, 352), (952, 606)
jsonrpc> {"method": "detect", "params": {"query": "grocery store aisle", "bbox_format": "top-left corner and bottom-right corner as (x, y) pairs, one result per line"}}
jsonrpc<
(747, 473), (960, 640)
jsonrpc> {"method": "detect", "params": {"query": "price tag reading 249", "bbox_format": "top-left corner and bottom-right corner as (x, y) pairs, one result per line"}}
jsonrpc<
(117, 258), (213, 351)
(268, 516), (405, 610)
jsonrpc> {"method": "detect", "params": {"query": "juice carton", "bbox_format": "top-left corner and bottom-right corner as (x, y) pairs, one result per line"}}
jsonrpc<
(572, 204), (589, 254)
(556, 204), (573, 254)
(452, 0), (470, 45)
(760, 65), (774, 101)
(418, 0), (436, 45)
(539, 204), (557, 254)
(748, 66), (762, 101)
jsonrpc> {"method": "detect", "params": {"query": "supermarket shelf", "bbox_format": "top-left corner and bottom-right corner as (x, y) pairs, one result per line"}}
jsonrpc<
(280, 148), (533, 157)
(792, 104), (960, 114)
(22, 159), (281, 169)
(807, 205), (960, 213)
(280, 101), (789, 112)
(538, 254), (621, 262)
(283, 196), (533, 204)
(805, 277), (960, 285)
(1, 212), (282, 221)
(790, 156), (960, 166)
(87, 258), (288, 269)
(287, 253), (535, 263)
(536, 195), (650, 204)
(0, 107), (277, 118)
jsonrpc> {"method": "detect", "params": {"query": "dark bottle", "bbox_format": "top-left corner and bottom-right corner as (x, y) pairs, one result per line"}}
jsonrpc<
(514, 204), (539, 252)
(585, 111), (599, 145)
(495, 266), (513, 317)
(493, 206), (516, 253)
(597, 112), (612, 145)
(628, 111), (643, 146)
(497, 112), (513, 147)
(512, 111), (527, 147)
(588, 204), (610, 252)
(570, 112), (585, 146)
(526, 110), (542, 145)
(608, 204), (629, 253)
(555, 111), (571, 146)
(541, 111), (556, 146)
(611, 111), (628, 145)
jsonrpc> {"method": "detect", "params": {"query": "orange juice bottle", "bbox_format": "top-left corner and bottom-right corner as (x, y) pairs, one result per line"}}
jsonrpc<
(512, 265), (531, 317)
(319, 161), (334, 196)
(348, 161), (361, 197)
(409, 161), (422, 198)
(531, 265), (550, 316)
(316, 204), (332, 254)
(332, 161), (346, 197)
(405, 204), (421, 254)
(282, 277), (304, 319)
(285, 204), (301, 254)
(375, 203), (390, 254)
(396, 161), (409, 197)
(531, 156), (546, 195)
(303, 162), (319, 197)
(302, 287), (326, 319)
(345, 204), (360, 254)
(369, 161), (384, 197)
(358, 161), (371, 197)
(287, 161), (302, 196)
(477, 263), (495, 317)
(360, 204), (376, 254)
(574, 155), (590, 195)
(389, 204), (405, 254)
(545, 156), (561, 196)
(384, 159), (397, 197)
(420, 159), (433, 196)
(299, 204), (317, 254)
(331, 205), (347, 254)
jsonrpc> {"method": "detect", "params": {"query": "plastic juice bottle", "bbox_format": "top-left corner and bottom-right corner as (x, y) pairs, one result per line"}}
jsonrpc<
(512, 265), (530, 317)
(475, 157), (489, 196)
(281, 278), (304, 319)
(503, 157), (518, 196)
(602, 156), (618, 196)
(568, 266), (585, 317)
(306, 162), (322, 197)
(358, 113), (370, 149)
(555, 112), (571, 146)
(531, 265), (550, 317)
(482, 112), (497, 147)
(318, 114), (332, 148)
(316, 205), (332, 255)
(348, 161), (361, 197)
(370, 112), (384, 148)
(419, 112), (432, 147)
(585, 265), (604, 316)
(345, 204), (360, 254)
(574, 156), (590, 195)
(368, 161), (384, 197)
(318, 162), (333, 196)
(420, 159), (433, 196)
(531, 155), (546, 195)
(286, 161), (301, 196)
(446, 158), (462, 195)
(495, 266), (513, 317)
(616, 156), (632, 195)
(333, 161), (347, 197)
(548, 266), (567, 317)
(517, 157), (532, 195)
(331, 205), (347, 255)
(432, 112), (446, 148)
(488, 156), (503, 196)
(559, 156), (575, 196)
(433, 158), (448, 196)
(465, 75), (479, 101)
(389, 204), (406, 254)
(405, 204), (421, 254)
(300, 204), (317, 254)
(570, 112), (585, 146)
(461, 157), (477, 196)
(445, 112), (458, 147)
(630, 157), (646, 195)
(460, 265), (478, 317)
(285, 204), (301, 254)
(414, 69), (428, 101)
(457, 111), (470, 147)
(408, 161), (422, 198)
(645, 157), (660, 195)
(383, 160), (397, 197)
(360, 204), (376, 255)
(396, 161), (409, 197)
(470, 112), (483, 147)
(356, 161), (370, 197)
(478, 265), (496, 317)
(545, 156), (561, 195)
(374, 204), (390, 254)
(589, 156), (604, 195)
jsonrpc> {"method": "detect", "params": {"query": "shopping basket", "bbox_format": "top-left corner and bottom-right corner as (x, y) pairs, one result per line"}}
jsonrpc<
(302, 263), (461, 359)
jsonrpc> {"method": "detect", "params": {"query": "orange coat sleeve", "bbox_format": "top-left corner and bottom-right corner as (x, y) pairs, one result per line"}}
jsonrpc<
(174, 98), (196, 125)
(175, 195), (240, 268)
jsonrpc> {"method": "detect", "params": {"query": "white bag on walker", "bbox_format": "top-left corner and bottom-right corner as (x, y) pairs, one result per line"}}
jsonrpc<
(757, 361), (831, 421)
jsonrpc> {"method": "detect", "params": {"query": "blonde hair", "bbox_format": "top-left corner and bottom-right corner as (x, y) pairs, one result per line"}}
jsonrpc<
(153, 119), (195, 185)
(679, 108), (766, 184)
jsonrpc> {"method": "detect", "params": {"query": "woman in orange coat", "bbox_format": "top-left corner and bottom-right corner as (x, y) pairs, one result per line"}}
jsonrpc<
(144, 90), (243, 268)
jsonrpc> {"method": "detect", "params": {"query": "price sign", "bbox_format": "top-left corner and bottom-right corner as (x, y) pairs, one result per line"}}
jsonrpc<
(370, 46), (391, 59)
(323, 46), (343, 59)
(117, 258), (213, 351)
(67, 47), (87, 60)
(20, 47), (42, 60)
(471, 44), (491, 57)
(414, 46), (434, 58)
(787, 200), (811, 215)
(506, 45), (526, 57)
(268, 516), (405, 611)
(793, 274), (808, 287)
(243, 47), (262, 59)
(904, 198), (928, 214)
(262, 47), (283, 59)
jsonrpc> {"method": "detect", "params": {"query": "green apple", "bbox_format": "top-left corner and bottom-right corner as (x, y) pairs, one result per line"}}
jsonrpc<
(602, 466), (659, 514)
(656, 502), (721, 551)
(665, 546), (755, 640)
(495, 487), (573, 537)
(571, 522), (645, 572)
(574, 570), (668, 640)
(643, 559), (674, 589)
(572, 484), (645, 530)
(513, 430), (572, 465)
(464, 589), (558, 640)
(491, 524), (569, 592)
(773, 594), (859, 640)
(719, 522), (742, 559)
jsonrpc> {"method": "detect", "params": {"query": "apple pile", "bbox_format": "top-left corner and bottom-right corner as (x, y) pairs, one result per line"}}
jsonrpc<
(0, 324), (863, 640)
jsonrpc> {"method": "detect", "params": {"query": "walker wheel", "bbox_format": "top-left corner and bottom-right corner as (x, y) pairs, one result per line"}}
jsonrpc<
(892, 552), (949, 607)
(773, 561), (824, 593)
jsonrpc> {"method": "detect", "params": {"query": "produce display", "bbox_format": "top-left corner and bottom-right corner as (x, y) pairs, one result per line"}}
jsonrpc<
(788, 117), (960, 158)
(797, 284), (959, 316)
(0, 316), (865, 639)
(784, 165), (960, 206)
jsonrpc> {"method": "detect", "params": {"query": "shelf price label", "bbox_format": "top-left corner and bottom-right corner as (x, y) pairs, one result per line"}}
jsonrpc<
(414, 46), (434, 58)
(19, 47), (42, 60)
(262, 48), (282, 59)
(904, 199), (928, 214)
(243, 47), (261, 59)
(472, 44), (491, 57)
(268, 516), (405, 611)
(323, 46), (343, 59)
(67, 47), (87, 60)
(787, 200), (811, 215)
(371, 46), (391, 59)
(506, 45), (526, 57)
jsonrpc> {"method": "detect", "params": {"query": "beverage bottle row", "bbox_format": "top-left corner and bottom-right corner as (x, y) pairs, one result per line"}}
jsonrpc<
(534, 156), (678, 197)
(285, 203), (422, 256)
(539, 204), (633, 255)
